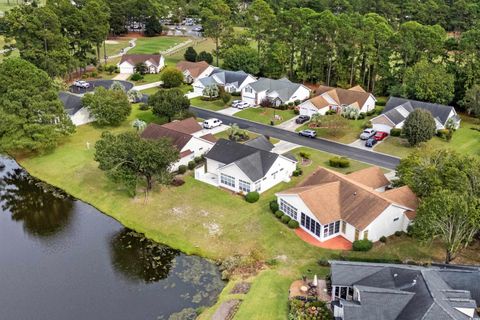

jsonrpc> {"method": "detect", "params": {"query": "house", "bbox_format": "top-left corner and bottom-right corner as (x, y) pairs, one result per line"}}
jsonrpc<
(176, 61), (214, 84)
(275, 166), (417, 243)
(192, 68), (256, 95)
(371, 97), (461, 133)
(298, 85), (376, 117)
(59, 92), (93, 126)
(194, 138), (297, 194)
(330, 260), (480, 320)
(241, 77), (311, 107)
(118, 54), (165, 74)
(140, 118), (216, 171)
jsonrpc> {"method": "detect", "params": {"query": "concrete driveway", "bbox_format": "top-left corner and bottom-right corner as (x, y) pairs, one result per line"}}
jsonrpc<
(275, 116), (304, 131)
(113, 73), (131, 81)
(272, 141), (300, 154)
(196, 124), (229, 136)
(349, 139), (372, 151)
(218, 107), (242, 116)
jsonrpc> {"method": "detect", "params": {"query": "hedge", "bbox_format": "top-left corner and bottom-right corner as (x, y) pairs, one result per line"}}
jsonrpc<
(352, 239), (373, 252)
(281, 215), (291, 224)
(275, 210), (284, 218)
(187, 161), (196, 170)
(245, 191), (260, 203)
(177, 165), (187, 174)
(329, 157), (350, 168)
(269, 200), (279, 213)
(288, 220), (299, 229)
(379, 236), (387, 243)
(390, 128), (402, 137)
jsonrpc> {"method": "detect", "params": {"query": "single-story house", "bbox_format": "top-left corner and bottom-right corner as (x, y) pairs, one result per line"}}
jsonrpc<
(176, 60), (214, 84)
(59, 92), (93, 126)
(195, 138), (297, 194)
(275, 166), (418, 243)
(330, 260), (480, 320)
(192, 68), (256, 95)
(299, 85), (376, 117)
(141, 117), (216, 171)
(241, 77), (311, 107)
(118, 54), (165, 74)
(371, 97), (461, 133)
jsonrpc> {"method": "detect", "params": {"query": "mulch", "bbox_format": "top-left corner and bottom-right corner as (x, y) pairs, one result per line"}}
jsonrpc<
(230, 282), (251, 295)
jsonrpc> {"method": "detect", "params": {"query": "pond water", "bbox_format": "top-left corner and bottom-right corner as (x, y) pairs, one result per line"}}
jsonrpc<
(0, 157), (224, 320)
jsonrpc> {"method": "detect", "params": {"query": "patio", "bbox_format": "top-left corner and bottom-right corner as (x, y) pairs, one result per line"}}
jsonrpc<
(295, 228), (352, 250)
(289, 278), (331, 302)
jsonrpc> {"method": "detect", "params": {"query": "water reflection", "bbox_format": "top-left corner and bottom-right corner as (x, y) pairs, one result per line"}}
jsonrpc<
(0, 167), (74, 238)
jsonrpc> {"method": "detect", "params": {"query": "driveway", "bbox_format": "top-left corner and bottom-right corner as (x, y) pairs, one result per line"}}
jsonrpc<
(190, 106), (401, 170)
(349, 139), (372, 151)
(272, 141), (300, 154)
(217, 107), (242, 116)
(113, 73), (131, 81)
(275, 116), (304, 131)
(196, 124), (229, 136)
(69, 80), (134, 95)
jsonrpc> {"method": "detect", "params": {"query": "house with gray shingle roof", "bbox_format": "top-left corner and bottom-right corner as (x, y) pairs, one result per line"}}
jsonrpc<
(192, 68), (256, 96)
(59, 92), (94, 126)
(330, 261), (480, 320)
(194, 138), (297, 194)
(241, 77), (311, 106)
(371, 97), (460, 133)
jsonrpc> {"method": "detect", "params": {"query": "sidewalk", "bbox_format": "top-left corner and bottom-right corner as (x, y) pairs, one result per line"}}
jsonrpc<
(133, 81), (163, 91)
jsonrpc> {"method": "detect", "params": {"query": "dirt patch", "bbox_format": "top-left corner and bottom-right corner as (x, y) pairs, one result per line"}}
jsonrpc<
(230, 282), (251, 294)
(301, 158), (312, 166)
(212, 300), (241, 320)
(203, 222), (222, 236)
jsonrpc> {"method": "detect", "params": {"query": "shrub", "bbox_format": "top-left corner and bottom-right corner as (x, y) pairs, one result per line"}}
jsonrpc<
(294, 99), (301, 106)
(187, 161), (195, 170)
(184, 46), (198, 62)
(390, 128), (402, 137)
(275, 210), (284, 218)
(294, 108), (300, 115)
(245, 191), (260, 203)
(437, 129), (449, 139)
(363, 121), (373, 129)
(358, 112), (366, 119)
(299, 151), (310, 159)
(194, 156), (202, 164)
(395, 231), (404, 237)
(329, 156), (350, 168)
(292, 168), (303, 177)
(352, 239), (373, 252)
(161, 67), (184, 88)
(269, 200), (279, 213)
(403, 109), (436, 146)
(281, 215), (291, 224)
(90, 71), (98, 78)
(171, 177), (185, 186)
(138, 103), (150, 110)
(221, 92), (231, 104)
(178, 165), (187, 174)
(379, 236), (387, 243)
(231, 91), (241, 97)
(288, 220), (299, 229)
(130, 73), (143, 81)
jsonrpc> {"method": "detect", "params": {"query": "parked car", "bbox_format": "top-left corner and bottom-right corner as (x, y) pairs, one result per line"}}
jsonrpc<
(373, 131), (389, 141)
(365, 138), (378, 148)
(192, 26), (204, 32)
(295, 115), (310, 124)
(73, 80), (90, 88)
(359, 128), (376, 140)
(203, 118), (222, 129)
(231, 100), (242, 107)
(235, 102), (250, 109)
(298, 129), (317, 138)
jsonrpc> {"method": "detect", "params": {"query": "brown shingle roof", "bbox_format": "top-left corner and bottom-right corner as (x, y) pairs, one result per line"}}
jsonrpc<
(200, 133), (217, 143)
(311, 85), (373, 110)
(383, 186), (418, 211)
(120, 54), (163, 67)
(347, 167), (390, 190)
(278, 167), (417, 230)
(141, 123), (193, 150)
(160, 117), (202, 135)
(176, 61), (211, 78)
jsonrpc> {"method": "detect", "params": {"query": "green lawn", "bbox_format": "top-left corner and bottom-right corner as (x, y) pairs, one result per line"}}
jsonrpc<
(214, 130), (280, 145)
(128, 73), (161, 85)
(295, 117), (372, 144)
(165, 38), (218, 66)
(190, 97), (231, 111)
(375, 115), (480, 157)
(128, 36), (188, 55)
(139, 84), (192, 96)
(235, 107), (297, 125)
(100, 38), (132, 57)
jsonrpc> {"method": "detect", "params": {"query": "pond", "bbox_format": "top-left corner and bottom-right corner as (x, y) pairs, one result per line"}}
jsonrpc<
(0, 157), (224, 320)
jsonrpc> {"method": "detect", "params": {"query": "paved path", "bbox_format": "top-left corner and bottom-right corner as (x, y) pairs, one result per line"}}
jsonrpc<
(190, 106), (400, 170)
(132, 81), (163, 91)
(108, 39), (136, 60)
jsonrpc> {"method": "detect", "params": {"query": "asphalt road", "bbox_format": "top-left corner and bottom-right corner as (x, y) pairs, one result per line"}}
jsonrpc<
(191, 106), (401, 170)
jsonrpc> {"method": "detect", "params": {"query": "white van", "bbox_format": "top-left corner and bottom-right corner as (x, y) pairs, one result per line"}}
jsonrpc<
(203, 118), (222, 129)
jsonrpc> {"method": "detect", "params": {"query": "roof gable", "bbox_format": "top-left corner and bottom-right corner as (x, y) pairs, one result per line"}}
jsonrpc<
(160, 117), (202, 135)
(119, 54), (163, 67)
(140, 123), (193, 150)
(176, 61), (211, 78)
(384, 97), (456, 125)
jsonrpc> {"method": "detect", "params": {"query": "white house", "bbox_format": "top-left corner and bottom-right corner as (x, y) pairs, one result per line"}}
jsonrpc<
(241, 77), (311, 107)
(371, 97), (461, 133)
(59, 92), (94, 126)
(118, 54), (165, 74)
(298, 85), (376, 117)
(176, 60), (214, 84)
(192, 69), (256, 95)
(275, 166), (418, 244)
(195, 138), (297, 194)
(141, 118), (216, 171)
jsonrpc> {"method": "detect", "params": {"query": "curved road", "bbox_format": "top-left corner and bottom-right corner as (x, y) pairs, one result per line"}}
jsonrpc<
(190, 106), (400, 170)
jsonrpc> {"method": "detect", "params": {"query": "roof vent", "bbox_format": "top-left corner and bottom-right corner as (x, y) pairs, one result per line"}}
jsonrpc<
(412, 279), (417, 286)
(394, 273), (398, 278)
(353, 192), (357, 196)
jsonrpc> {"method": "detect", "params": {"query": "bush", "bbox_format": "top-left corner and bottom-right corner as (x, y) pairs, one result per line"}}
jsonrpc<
(329, 156), (350, 168)
(395, 231), (404, 237)
(269, 200), (279, 213)
(231, 91), (241, 97)
(437, 129), (449, 139)
(178, 165), (187, 174)
(245, 191), (260, 203)
(90, 71), (98, 78)
(358, 112), (366, 119)
(294, 99), (301, 106)
(221, 92), (231, 104)
(390, 128), (402, 136)
(288, 220), (299, 229)
(187, 161), (196, 170)
(293, 168), (303, 177)
(130, 73), (143, 81)
(194, 156), (202, 164)
(275, 210), (284, 218)
(379, 236), (387, 243)
(352, 239), (373, 252)
(138, 103), (150, 110)
(293, 108), (300, 115)
(281, 215), (291, 224)
(161, 67), (184, 88)
(325, 109), (336, 115)
(363, 121), (373, 129)
(299, 151), (310, 159)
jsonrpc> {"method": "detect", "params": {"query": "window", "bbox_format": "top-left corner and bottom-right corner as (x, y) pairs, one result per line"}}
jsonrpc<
(301, 213), (320, 237)
(363, 230), (369, 240)
(341, 221), (346, 233)
(354, 229), (360, 241)
(255, 181), (261, 192)
(323, 220), (341, 238)
(220, 174), (235, 188)
(271, 171), (278, 179)
(239, 179), (250, 192)
(245, 87), (253, 93)
(280, 199), (297, 219)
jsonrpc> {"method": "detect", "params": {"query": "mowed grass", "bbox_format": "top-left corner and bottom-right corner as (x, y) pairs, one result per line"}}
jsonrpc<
(191, 97), (231, 111)
(100, 38), (132, 57)
(128, 36), (188, 55)
(235, 107), (297, 125)
(296, 117), (372, 144)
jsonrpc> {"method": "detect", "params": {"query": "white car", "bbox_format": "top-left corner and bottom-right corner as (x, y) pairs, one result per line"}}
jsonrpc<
(203, 118), (222, 129)
(235, 102), (250, 110)
(73, 80), (90, 88)
(231, 100), (242, 108)
(359, 128), (376, 140)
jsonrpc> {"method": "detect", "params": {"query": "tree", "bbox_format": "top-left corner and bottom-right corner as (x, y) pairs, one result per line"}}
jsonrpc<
(82, 87), (131, 126)
(0, 58), (75, 152)
(462, 84), (480, 116)
(149, 88), (190, 122)
(127, 89), (143, 103)
(135, 62), (148, 75)
(203, 84), (219, 99)
(94, 131), (179, 196)
(200, 0), (232, 66)
(402, 109), (436, 146)
(82, 0), (110, 63)
(184, 46), (198, 62)
(246, 0), (276, 69)
(144, 15), (162, 37)
(110, 80), (126, 91)
(131, 119), (147, 132)
(414, 190), (480, 264)
(222, 45), (260, 75)
(402, 60), (455, 105)
(160, 67), (184, 88)
(197, 51), (213, 64)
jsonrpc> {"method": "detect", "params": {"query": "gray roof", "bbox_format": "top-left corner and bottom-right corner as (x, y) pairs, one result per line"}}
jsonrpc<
(59, 92), (83, 116)
(330, 261), (480, 320)
(248, 77), (304, 103)
(205, 139), (284, 181)
(384, 97), (457, 125)
(199, 68), (251, 89)
(244, 135), (275, 151)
